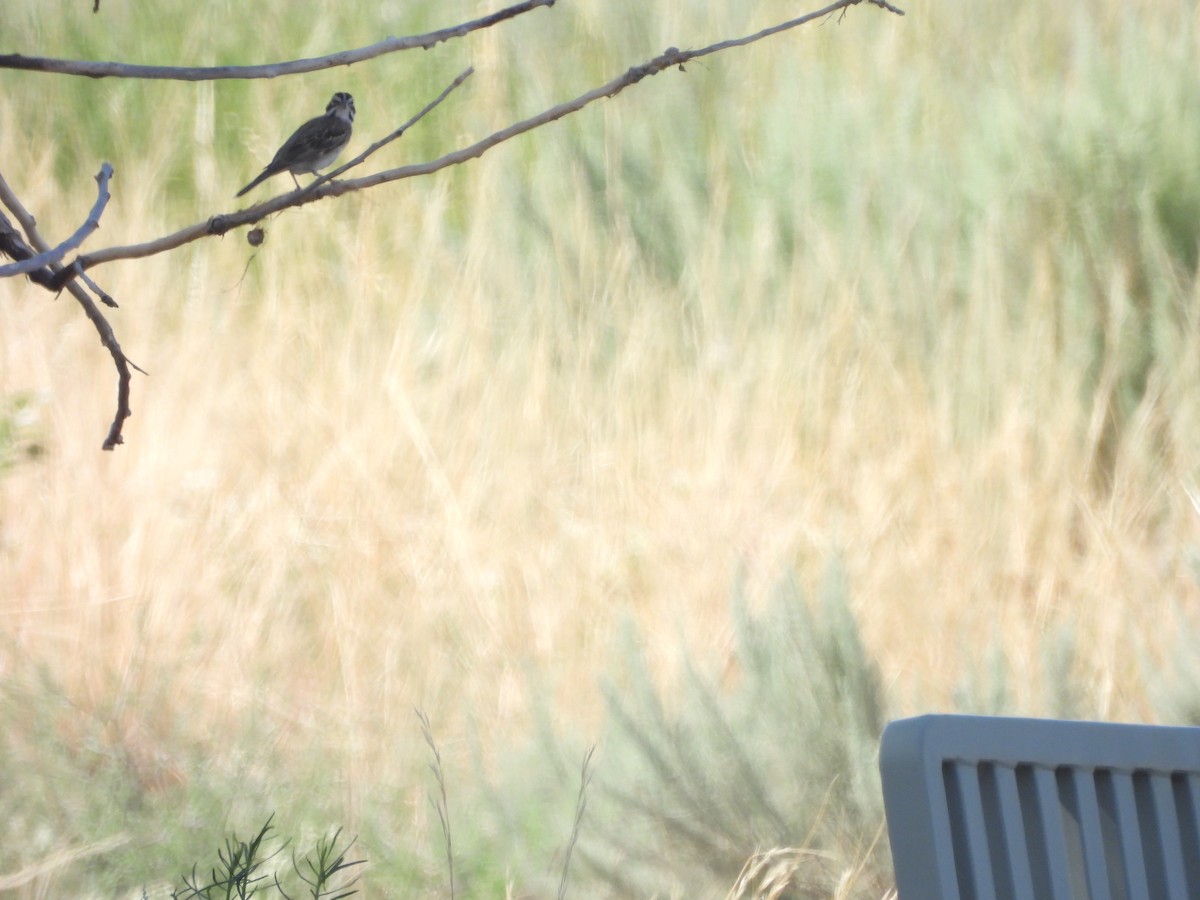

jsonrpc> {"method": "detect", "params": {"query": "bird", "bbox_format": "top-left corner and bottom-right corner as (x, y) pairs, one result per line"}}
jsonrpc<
(235, 92), (356, 197)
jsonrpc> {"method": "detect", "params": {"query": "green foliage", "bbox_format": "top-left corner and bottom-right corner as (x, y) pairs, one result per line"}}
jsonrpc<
(1012, 21), (1200, 486)
(172, 817), (364, 900)
(0, 392), (45, 470)
(443, 563), (891, 898)
(953, 627), (1090, 721)
(416, 707), (456, 899)
(501, 562), (892, 899)
(0, 657), (372, 898)
(174, 817), (282, 899)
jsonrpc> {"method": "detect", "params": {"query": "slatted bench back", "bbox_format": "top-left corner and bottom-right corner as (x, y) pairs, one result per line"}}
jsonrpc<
(880, 715), (1200, 900)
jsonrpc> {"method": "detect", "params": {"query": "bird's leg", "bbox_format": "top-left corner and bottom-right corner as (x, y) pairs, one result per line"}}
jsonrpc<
(290, 173), (303, 191)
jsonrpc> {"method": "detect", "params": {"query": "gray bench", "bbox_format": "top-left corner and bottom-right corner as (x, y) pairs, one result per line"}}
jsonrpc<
(879, 714), (1200, 899)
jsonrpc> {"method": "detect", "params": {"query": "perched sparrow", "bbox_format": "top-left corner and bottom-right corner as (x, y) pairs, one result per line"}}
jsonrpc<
(236, 92), (355, 197)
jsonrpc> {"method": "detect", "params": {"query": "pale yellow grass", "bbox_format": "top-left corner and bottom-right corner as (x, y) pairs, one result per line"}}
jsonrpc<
(3, 166), (1195, 756)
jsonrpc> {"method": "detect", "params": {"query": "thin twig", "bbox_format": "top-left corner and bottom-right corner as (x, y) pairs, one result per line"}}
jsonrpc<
(0, 163), (113, 277)
(558, 746), (596, 900)
(0, 0), (555, 81)
(416, 708), (455, 900)
(662, 0), (902, 62)
(59, 0), (902, 281)
(305, 67), (476, 196)
(76, 278), (141, 450)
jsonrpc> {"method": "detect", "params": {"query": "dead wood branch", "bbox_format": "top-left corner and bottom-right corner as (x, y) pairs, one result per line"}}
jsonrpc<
(0, 163), (113, 278)
(0, 0), (554, 81)
(0, 169), (140, 449)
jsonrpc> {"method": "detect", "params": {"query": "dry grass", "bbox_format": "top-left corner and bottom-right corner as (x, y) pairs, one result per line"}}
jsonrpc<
(2, 0), (1200, 894)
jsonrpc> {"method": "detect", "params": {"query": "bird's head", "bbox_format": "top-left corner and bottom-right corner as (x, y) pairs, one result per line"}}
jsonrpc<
(326, 92), (356, 125)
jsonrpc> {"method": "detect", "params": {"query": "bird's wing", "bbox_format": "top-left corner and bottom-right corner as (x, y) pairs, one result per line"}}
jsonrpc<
(266, 115), (351, 172)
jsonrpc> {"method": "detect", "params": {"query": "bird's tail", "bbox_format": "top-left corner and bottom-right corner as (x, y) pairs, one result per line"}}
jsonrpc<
(235, 168), (272, 198)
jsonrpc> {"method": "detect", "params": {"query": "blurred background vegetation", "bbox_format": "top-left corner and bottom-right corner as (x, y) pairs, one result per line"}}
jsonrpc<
(1, 0), (1199, 896)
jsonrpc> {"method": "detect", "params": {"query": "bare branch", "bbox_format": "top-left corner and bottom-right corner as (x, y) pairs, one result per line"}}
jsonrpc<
(0, 170), (119, 309)
(0, 170), (48, 248)
(0, 174), (138, 448)
(0, 211), (138, 449)
(0, 0), (555, 81)
(0, 168), (118, 307)
(0, 163), (113, 277)
(688, 0), (904, 57)
(56, 0), (902, 281)
(70, 276), (140, 451)
(1, 209), (55, 290)
(55, 67), (475, 280)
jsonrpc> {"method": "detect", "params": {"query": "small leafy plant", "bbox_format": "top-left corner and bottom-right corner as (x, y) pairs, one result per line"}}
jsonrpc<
(171, 815), (364, 900)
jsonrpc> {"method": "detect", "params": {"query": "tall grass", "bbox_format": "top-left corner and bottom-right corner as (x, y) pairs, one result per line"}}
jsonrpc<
(2, 0), (1199, 895)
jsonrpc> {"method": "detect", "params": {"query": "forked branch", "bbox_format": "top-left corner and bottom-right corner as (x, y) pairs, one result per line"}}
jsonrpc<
(0, 163), (113, 278)
(0, 176), (140, 450)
